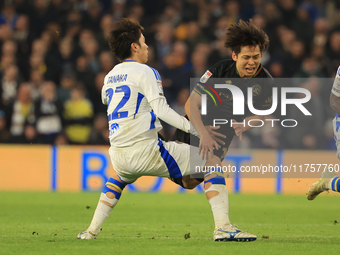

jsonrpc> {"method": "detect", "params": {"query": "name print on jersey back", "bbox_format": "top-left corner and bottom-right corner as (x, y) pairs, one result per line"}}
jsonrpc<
(107, 74), (128, 84)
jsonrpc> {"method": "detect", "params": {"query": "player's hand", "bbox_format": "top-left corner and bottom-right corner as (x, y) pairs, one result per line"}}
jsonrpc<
(199, 134), (220, 160)
(205, 125), (226, 145)
(232, 119), (245, 141)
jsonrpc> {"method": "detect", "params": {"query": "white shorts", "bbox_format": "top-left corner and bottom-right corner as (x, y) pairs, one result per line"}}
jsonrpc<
(108, 139), (206, 183)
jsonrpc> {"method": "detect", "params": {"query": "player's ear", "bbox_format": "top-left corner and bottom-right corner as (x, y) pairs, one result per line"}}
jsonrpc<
(131, 43), (138, 53)
(232, 51), (237, 62)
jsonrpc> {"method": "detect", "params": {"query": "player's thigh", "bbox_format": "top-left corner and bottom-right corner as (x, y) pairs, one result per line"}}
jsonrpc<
(109, 139), (185, 180)
(162, 141), (206, 177)
(214, 134), (234, 161)
(108, 140), (157, 183)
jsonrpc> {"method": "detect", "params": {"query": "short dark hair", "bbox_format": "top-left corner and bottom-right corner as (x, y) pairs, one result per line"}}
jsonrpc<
(108, 18), (144, 61)
(225, 20), (269, 55)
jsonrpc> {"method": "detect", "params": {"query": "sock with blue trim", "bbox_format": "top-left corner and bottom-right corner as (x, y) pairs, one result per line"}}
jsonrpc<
(331, 177), (340, 192)
(204, 168), (230, 229)
(87, 178), (126, 236)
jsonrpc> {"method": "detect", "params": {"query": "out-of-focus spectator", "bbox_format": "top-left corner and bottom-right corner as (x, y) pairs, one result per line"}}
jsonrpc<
(0, 24), (13, 41)
(171, 88), (189, 117)
(283, 40), (305, 77)
(33, 81), (63, 144)
(64, 11), (82, 39)
(82, 38), (100, 72)
(29, 53), (46, 77)
(27, 69), (44, 100)
(224, 0), (240, 25)
(267, 58), (284, 78)
(29, 0), (55, 38)
(207, 35), (231, 67)
(81, 0), (102, 32)
(294, 56), (326, 78)
(93, 72), (107, 115)
(185, 21), (208, 55)
(126, 4), (145, 24)
(63, 84), (93, 144)
(12, 14), (30, 44)
(55, 37), (77, 76)
(57, 72), (76, 105)
(190, 44), (210, 78)
(161, 52), (190, 104)
(326, 31), (340, 71)
(12, 14), (32, 80)
(313, 18), (329, 49)
(285, 78), (324, 149)
(0, 2), (19, 29)
(89, 113), (109, 145)
(75, 55), (96, 98)
(2, 39), (17, 57)
(1, 64), (20, 106)
(99, 51), (114, 73)
(0, 54), (15, 79)
(96, 14), (113, 52)
(155, 22), (173, 66)
(6, 82), (35, 143)
(0, 109), (10, 143)
(290, 4), (315, 51)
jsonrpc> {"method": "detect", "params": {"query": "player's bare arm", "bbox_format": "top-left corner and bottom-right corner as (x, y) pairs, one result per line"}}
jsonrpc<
(185, 97), (225, 144)
(186, 90), (222, 160)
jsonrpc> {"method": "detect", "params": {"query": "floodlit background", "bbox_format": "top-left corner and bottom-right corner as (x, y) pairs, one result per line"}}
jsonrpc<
(0, 0), (340, 194)
(1, 2), (340, 254)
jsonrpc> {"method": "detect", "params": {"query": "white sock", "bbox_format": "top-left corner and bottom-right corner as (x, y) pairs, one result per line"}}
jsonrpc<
(205, 184), (230, 229)
(326, 179), (333, 190)
(87, 192), (119, 235)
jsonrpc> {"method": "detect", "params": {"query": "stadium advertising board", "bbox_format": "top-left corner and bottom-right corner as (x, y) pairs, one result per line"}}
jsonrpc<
(1, 145), (338, 194)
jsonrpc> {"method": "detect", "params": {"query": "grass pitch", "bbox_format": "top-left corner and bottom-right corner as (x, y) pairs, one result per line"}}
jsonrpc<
(0, 191), (339, 255)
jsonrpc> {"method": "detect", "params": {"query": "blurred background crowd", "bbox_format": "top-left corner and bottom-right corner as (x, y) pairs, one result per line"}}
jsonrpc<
(0, 0), (339, 150)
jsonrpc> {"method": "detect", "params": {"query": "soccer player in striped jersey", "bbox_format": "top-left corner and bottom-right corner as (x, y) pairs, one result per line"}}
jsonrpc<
(77, 18), (256, 242)
(307, 66), (340, 199)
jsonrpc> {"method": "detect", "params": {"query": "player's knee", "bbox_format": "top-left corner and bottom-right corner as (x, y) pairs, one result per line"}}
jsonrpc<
(181, 176), (201, 189)
(206, 155), (220, 166)
(182, 181), (197, 190)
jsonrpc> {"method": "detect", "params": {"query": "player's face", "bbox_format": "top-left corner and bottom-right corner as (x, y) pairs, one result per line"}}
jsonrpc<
(232, 45), (262, 78)
(135, 34), (148, 64)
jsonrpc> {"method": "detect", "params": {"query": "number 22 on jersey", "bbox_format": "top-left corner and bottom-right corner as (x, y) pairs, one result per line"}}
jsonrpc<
(106, 85), (144, 121)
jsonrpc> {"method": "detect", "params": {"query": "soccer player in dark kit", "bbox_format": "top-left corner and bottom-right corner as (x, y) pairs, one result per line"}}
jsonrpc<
(170, 20), (273, 190)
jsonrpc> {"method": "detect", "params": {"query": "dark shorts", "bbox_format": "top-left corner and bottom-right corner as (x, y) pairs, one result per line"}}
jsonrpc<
(169, 128), (234, 186)
(170, 128), (234, 161)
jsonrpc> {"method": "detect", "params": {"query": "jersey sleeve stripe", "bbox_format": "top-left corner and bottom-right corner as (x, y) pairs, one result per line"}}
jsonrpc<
(193, 87), (202, 96)
(150, 111), (156, 129)
(149, 66), (161, 81)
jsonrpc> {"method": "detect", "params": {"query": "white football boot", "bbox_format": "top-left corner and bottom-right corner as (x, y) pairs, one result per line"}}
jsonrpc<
(77, 230), (97, 239)
(214, 225), (257, 242)
(307, 167), (337, 200)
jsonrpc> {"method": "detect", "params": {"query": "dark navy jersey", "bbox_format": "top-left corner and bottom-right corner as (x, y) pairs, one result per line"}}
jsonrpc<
(195, 59), (273, 135)
(170, 59), (273, 160)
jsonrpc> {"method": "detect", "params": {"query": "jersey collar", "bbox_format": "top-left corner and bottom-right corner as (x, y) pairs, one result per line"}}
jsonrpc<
(122, 60), (137, 63)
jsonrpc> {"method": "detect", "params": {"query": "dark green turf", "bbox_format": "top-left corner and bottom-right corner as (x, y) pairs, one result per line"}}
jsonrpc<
(0, 192), (339, 255)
